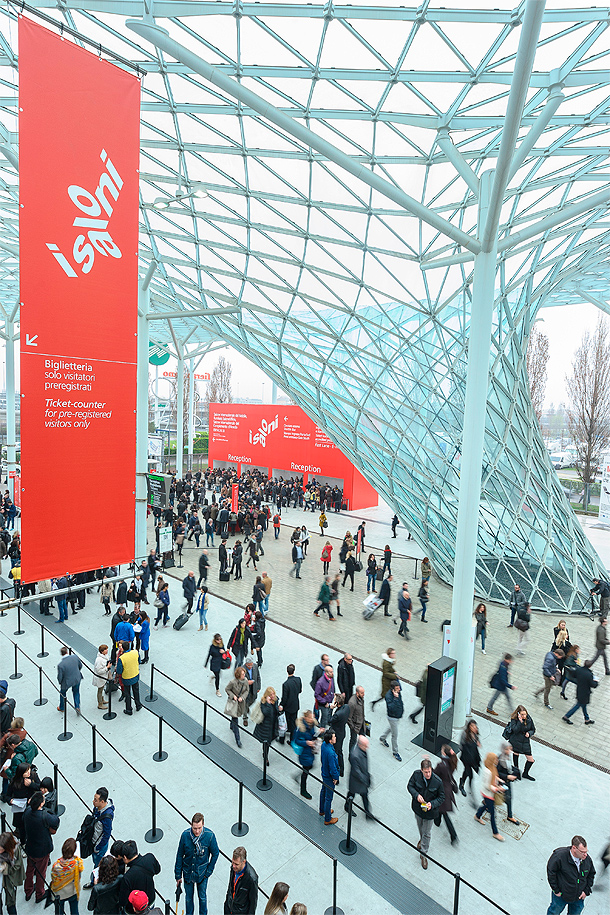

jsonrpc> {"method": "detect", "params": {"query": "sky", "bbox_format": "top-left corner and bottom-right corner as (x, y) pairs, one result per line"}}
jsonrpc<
(539, 302), (603, 408)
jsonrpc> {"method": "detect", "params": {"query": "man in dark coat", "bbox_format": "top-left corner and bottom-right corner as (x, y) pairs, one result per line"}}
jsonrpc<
(329, 695), (350, 778)
(280, 664), (302, 741)
(407, 758), (445, 870)
(379, 575), (393, 616)
(224, 846), (258, 915)
(562, 660), (599, 725)
(174, 813), (219, 915)
(337, 653), (356, 700)
(546, 835), (595, 913)
(57, 646), (83, 715)
(197, 551), (209, 587)
(119, 841), (161, 914)
(219, 541), (228, 575)
(182, 571), (197, 614)
(398, 585), (412, 639)
(508, 583), (527, 627)
(346, 735), (373, 819)
(23, 791), (60, 903)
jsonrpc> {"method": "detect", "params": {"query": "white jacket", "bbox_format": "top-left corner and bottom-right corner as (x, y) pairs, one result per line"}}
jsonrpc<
(92, 653), (110, 688)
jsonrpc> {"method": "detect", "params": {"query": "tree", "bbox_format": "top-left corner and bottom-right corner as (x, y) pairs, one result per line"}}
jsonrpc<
(565, 317), (610, 511)
(204, 356), (233, 407)
(526, 323), (549, 422)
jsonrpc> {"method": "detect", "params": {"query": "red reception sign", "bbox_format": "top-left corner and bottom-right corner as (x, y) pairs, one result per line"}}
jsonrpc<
(19, 18), (140, 581)
(208, 404), (378, 510)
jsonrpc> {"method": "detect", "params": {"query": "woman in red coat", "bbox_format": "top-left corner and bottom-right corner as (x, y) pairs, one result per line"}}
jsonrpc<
(321, 541), (333, 575)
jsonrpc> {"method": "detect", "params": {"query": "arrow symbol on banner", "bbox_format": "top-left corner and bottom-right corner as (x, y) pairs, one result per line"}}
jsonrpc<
(25, 334), (38, 346)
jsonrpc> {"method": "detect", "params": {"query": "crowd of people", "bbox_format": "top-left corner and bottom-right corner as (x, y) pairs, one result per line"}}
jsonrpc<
(1, 468), (609, 915)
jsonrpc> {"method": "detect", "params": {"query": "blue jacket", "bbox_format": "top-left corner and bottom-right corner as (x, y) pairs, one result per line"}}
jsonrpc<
(320, 741), (340, 784)
(384, 688), (404, 719)
(542, 651), (558, 679)
(139, 619), (150, 651)
(293, 721), (317, 768)
(174, 826), (219, 883)
(491, 660), (513, 692)
(398, 595), (411, 621)
(92, 799), (115, 855)
(114, 621), (135, 644)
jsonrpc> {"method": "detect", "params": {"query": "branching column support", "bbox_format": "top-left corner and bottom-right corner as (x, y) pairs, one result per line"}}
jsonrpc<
(176, 350), (184, 480)
(449, 170), (498, 728)
(187, 356), (195, 470)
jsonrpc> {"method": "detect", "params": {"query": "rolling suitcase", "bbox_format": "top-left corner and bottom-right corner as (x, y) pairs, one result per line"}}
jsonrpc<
(219, 571), (231, 582)
(362, 595), (382, 620)
(173, 613), (189, 630)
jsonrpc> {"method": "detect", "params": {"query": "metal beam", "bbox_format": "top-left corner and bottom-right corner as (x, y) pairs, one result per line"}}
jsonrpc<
(436, 128), (479, 196)
(5, 320), (16, 501)
(507, 84), (565, 183)
(498, 188), (610, 252)
(126, 18), (481, 255)
(176, 349), (184, 479)
(482, 0), (546, 252)
(147, 307), (241, 320)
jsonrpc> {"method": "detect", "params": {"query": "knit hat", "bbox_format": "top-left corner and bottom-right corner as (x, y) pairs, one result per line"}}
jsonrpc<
(128, 891), (149, 913)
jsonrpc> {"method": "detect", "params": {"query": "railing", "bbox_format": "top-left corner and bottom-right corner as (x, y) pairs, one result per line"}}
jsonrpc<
(0, 633), (351, 913)
(150, 665), (509, 915)
(2, 602), (510, 915)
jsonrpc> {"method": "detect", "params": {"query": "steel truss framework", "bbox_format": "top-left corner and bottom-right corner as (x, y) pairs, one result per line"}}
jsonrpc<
(0, 1), (609, 613)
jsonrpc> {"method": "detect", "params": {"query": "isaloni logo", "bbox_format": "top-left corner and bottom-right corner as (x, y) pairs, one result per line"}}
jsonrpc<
(249, 414), (279, 447)
(46, 149), (124, 277)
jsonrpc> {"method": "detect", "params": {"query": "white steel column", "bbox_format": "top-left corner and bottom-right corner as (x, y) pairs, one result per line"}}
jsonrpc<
(187, 357), (195, 470)
(154, 364), (160, 429)
(135, 262), (157, 562)
(176, 351), (184, 479)
(449, 170), (498, 728)
(5, 321), (16, 501)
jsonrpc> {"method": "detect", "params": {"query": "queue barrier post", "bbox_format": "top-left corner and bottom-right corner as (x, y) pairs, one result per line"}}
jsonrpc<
(453, 872), (461, 915)
(338, 796), (357, 856)
(38, 625), (49, 658)
(86, 725), (103, 773)
(144, 784), (164, 843)
(164, 901), (170, 915)
(0, 810), (6, 832)
(197, 700), (211, 746)
(231, 781), (249, 837)
(256, 741), (272, 792)
(145, 664), (158, 703)
(153, 716), (168, 762)
(14, 602), (24, 636)
(53, 763), (65, 817)
(54, 894), (61, 915)
(323, 858), (345, 915)
(34, 666), (48, 707)
(58, 702), (73, 742)
(103, 683), (117, 722)
(9, 642), (22, 680)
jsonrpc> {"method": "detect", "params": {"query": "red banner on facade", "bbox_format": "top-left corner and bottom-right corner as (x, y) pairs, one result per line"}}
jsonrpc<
(19, 18), (140, 581)
(208, 403), (378, 511)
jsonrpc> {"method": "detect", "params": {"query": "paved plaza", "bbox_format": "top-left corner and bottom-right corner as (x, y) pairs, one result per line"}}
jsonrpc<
(0, 501), (609, 915)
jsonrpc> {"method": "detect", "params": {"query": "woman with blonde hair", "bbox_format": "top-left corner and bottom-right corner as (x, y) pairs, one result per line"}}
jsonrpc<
(253, 686), (280, 764)
(264, 881), (289, 914)
(289, 906), (307, 915)
(474, 753), (505, 841)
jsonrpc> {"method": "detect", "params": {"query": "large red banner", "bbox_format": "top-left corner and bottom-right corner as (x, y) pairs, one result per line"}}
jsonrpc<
(208, 404), (378, 510)
(19, 18), (140, 581)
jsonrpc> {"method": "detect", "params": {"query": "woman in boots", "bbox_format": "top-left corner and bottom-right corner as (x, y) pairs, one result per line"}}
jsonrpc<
(458, 719), (481, 800)
(93, 645), (111, 709)
(292, 710), (322, 800)
(502, 705), (536, 781)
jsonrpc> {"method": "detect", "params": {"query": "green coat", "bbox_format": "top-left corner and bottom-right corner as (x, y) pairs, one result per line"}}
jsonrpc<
(5, 739), (38, 781)
(318, 582), (331, 603)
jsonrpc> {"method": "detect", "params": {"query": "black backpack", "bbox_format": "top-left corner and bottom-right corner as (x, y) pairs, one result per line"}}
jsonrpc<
(76, 813), (96, 859)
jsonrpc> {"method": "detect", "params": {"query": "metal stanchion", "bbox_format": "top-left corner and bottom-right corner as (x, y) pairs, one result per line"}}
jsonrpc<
(339, 796), (357, 856)
(58, 702), (73, 741)
(144, 784), (164, 843)
(153, 716), (168, 762)
(413, 558), (419, 579)
(145, 664), (158, 702)
(197, 700), (211, 746)
(86, 725), (103, 773)
(323, 858), (345, 915)
(34, 666), (48, 707)
(0, 810), (6, 832)
(231, 781), (249, 837)
(9, 643), (22, 680)
(38, 625), (49, 658)
(103, 684), (117, 721)
(14, 603), (24, 636)
(453, 872), (461, 915)
(164, 901), (170, 915)
(256, 741), (272, 791)
(53, 763), (65, 816)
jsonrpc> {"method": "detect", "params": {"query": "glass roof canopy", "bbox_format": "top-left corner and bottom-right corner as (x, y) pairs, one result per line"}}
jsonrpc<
(0, 0), (609, 609)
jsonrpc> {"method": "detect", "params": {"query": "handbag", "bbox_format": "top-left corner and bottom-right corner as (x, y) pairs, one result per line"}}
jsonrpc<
(364, 719), (371, 737)
(291, 737), (303, 757)
(514, 618), (528, 631)
(153, 596), (163, 609)
(355, 560), (363, 572)
(494, 789), (505, 807)
(105, 678), (119, 695)
(221, 651), (232, 670)
(278, 712), (287, 737)
(322, 521), (328, 528)
(250, 700), (264, 725)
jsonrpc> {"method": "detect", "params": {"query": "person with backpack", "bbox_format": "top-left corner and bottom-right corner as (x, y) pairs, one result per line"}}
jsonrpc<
(320, 542), (333, 575)
(487, 654), (517, 715)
